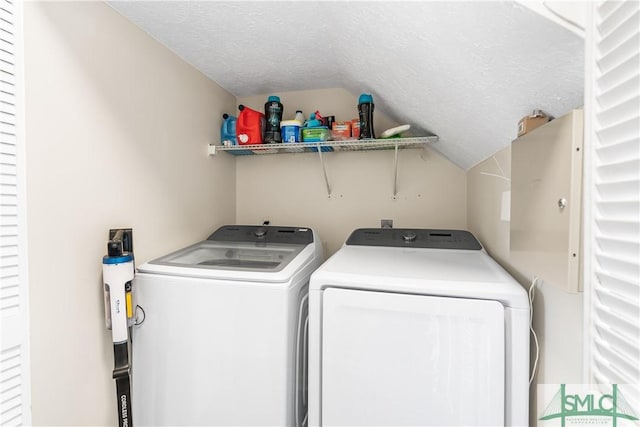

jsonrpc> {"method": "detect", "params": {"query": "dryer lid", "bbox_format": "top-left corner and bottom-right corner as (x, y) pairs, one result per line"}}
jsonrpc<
(311, 229), (528, 309)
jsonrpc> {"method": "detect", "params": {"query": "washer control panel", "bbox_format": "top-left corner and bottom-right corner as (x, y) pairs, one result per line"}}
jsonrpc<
(345, 228), (482, 250)
(208, 225), (314, 245)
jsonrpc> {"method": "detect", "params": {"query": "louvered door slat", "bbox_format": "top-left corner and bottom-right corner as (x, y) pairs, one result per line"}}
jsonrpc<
(586, 0), (640, 411)
(0, 0), (28, 424)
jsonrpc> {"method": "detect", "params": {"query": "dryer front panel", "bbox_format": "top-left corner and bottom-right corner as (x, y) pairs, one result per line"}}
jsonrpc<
(321, 288), (505, 426)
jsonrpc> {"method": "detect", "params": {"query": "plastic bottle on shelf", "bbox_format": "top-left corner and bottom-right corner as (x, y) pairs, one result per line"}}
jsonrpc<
(294, 110), (305, 126)
(220, 113), (237, 146)
(358, 93), (375, 139)
(264, 96), (283, 144)
(236, 104), (265, 145)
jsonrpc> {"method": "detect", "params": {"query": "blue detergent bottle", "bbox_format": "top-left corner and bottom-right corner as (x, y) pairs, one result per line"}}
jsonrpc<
(221, 113), (237, 145)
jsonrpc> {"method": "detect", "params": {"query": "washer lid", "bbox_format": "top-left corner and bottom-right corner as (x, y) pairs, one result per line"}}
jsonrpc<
(148, 240), (305, 272)
(137, 225), (319, 283)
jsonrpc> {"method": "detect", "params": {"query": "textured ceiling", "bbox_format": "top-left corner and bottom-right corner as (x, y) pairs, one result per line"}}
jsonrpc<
(108, 1), (584, 170)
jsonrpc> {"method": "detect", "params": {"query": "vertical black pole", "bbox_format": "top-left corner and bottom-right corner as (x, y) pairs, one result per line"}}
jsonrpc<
(115, 375), (132, 427)
(113, 342), (133, 427)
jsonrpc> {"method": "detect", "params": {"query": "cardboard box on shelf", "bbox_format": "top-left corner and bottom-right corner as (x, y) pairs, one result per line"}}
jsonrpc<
(351, 119), (360, 138)
(517, 110), (551, 137)
(331, 121), (352, 140)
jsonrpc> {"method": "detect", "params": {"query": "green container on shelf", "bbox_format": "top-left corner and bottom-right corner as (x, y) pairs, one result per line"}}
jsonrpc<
(302, 127), (330, 142)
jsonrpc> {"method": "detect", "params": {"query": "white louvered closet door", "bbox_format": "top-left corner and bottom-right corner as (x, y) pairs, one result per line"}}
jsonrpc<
(0, 0), (31, 425)
(584, 0), (640, 409)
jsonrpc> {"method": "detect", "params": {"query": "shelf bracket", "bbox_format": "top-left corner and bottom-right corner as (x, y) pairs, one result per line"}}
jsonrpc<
(393, 142), (399, 198)
(316, 144), (332, 196)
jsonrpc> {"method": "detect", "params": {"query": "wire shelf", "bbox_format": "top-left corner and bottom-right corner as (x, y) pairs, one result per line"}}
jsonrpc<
(208, 136), (438, 156)
(207, 135), (439, 197)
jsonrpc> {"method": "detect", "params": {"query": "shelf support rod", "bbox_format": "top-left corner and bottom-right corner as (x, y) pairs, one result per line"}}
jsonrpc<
(317, 144), (332, 196)
(393, 141), (399, 198)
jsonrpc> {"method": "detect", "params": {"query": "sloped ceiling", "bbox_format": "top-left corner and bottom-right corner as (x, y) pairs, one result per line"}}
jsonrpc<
(108, 1), (584, 170)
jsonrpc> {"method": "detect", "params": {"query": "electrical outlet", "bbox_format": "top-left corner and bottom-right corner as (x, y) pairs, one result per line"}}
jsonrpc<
(501, 191), (511, 221)
(381, 219), (393, 229)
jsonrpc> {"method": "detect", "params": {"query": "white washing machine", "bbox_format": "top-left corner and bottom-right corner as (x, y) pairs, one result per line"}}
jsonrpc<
(309, 228), (529, 427)
(132, 225), (323, 426)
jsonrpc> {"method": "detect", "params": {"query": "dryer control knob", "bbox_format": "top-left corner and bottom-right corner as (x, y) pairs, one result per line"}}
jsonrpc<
(255, 228), (267, 238)
(402, 232), (417, 242)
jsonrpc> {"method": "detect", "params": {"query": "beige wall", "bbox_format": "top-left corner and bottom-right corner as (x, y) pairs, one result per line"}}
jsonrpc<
(24, 2), (236, 424)
(467, 146), (583, 424)
(237, 89), (468, 256)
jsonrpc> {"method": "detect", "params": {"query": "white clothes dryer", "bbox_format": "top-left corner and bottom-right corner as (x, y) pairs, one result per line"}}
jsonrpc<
(309, 228), (529, 427)
(132, 225), (323, 426)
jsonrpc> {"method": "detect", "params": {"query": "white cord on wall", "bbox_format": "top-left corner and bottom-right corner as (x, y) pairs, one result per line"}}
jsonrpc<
(542, 1), (585, 32)
(529, 276), (540, 385)
(479, 155), (512, 182)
